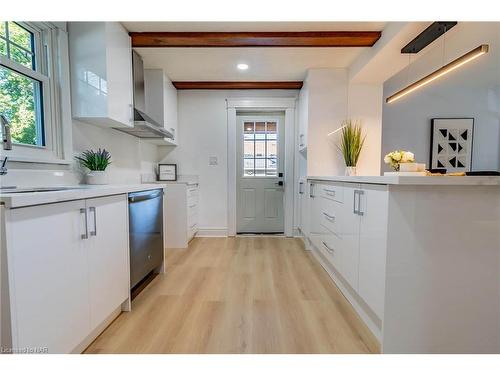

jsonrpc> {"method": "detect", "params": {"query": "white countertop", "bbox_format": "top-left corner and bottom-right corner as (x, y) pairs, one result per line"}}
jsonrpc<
(307, 175), (500, 186)
(0, 184), (167, 209)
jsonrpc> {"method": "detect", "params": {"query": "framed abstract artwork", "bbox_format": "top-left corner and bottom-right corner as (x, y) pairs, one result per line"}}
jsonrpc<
(430, 118), (474, 172)
(158, 164), (177, 181)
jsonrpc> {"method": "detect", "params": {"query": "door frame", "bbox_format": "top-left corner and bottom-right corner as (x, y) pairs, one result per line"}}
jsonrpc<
(227, 97), (296, 237)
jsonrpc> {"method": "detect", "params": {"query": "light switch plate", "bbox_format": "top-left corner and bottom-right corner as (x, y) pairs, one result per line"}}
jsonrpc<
(209, 156), (218, 166)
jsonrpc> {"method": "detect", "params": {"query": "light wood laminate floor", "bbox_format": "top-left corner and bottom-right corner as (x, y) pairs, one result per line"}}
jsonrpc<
(85, 237), (379, 354)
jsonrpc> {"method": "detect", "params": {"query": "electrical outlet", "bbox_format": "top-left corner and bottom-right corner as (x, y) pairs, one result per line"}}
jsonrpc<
(209, 156), (218, 166)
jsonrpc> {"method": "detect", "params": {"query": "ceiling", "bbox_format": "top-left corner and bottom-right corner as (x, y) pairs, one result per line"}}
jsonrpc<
(124, 22), (386, 81)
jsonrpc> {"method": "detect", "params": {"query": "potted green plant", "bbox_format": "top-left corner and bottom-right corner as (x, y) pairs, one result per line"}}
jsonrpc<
(338, 120), (366, 176)
(75, 149), (111, 185)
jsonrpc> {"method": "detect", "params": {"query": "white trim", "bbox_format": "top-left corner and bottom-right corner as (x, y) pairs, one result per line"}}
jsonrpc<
(195, 227), (228, 237)
(227, 97), (296, 109)
(227, 97), (296, 237)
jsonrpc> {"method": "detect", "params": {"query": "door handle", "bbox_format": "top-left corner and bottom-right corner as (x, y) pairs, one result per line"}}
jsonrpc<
(353, 190), (358, 215)
(89, 206), (97, 236)
(80, 208), (88, 239)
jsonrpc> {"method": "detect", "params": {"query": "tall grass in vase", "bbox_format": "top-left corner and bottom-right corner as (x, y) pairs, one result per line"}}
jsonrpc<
(338, 120), (365, 176)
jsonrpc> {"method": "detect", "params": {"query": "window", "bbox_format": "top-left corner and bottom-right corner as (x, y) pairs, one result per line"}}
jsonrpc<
(243, 120), (278, 177)
(0, 22), (68, 163)
(0, 22), (46, 147)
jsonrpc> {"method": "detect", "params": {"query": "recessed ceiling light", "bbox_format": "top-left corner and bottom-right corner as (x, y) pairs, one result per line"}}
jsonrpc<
(237, 63), (249, 70)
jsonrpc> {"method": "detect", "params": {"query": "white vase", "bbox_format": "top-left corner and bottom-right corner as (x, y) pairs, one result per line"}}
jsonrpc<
(345, 166), (357, 176)
(86, 171), (108, 185)
(399, 162), (418, 172)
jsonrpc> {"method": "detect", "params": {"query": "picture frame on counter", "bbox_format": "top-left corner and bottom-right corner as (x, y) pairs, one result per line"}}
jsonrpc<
(430, 118), (474, 173)
(158, 164), (177, 181)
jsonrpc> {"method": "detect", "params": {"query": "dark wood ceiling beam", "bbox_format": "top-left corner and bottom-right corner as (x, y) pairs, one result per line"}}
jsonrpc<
(172, 81), (303, 90)
(130, 31), (381, 48)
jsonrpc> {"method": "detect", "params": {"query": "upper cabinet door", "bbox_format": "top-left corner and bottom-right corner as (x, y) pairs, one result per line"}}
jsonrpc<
(358, 184), (389, 318)
(69, 22), (133, 128)
(6, 200), (90, 353)
(85, 194), (130, 331)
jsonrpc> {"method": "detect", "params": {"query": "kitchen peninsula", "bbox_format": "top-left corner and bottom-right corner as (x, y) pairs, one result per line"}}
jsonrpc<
(302, 176), (500, 353)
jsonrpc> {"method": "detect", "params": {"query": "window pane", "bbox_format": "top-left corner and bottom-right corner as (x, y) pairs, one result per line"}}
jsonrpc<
(266, 140), (277, 158)
(266, 158), (277, 176)
(10, 44), (34, 68)
(255, 141), (265, 157)
(244, 141), (254, 158)
(0, 22), (6, 37)
(255, 159), (266, 176)
(8, 22), (33, 51)
(0, 66), (44, 146)
(0, 38), (6, 56)
(244, 158), (254, 176)
(255, 121), (265, 133)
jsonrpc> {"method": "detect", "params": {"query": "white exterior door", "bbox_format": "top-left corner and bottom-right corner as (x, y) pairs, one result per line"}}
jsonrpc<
(236, 114), (285, 233)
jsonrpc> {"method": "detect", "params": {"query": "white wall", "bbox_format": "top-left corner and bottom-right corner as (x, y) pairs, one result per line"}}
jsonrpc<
(348, 83), (383, 176)
(306, 69), (348, 176)
(158, 89), (298, 234)
(382, 22), (500, 172)
(72, 120), (160, 184)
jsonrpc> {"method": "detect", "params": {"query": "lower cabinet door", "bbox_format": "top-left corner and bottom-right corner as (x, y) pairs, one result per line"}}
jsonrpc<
(7, 200), (90, 353)
(358, 184), (389, 318)
(339, 184), (361, 291)
(86, 195), (129, 330)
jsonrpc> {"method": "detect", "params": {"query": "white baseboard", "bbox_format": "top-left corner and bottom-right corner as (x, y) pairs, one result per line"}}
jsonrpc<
(195, 227), (228, 237)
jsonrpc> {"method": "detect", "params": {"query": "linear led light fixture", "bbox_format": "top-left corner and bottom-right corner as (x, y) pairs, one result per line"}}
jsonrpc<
(386, 44), (489, 104)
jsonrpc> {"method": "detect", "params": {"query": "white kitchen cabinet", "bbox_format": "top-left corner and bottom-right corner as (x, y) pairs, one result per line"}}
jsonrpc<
(339, 184), (361, 290)
(2, 194), (130, 353)
(5, 200), (91, 353)
(165, 183), (199, 248)
(68, 22), (133, 129)
(357, 184), (388, 318)
(145, 69), (178, 145)
(297, 81), (308, 152)
(86, 195), (129, 331)
(307, 180), (388, 319)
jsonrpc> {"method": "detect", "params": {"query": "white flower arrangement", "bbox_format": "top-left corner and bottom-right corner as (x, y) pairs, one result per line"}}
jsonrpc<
(384, 150), (415, 171)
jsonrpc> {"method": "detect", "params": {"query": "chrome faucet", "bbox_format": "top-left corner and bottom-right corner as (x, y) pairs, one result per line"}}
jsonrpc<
(0, 157), (7, 175)
(1, 115), (13, 151)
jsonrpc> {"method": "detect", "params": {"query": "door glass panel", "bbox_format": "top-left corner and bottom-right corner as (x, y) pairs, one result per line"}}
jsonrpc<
(242, 119), (279, 177)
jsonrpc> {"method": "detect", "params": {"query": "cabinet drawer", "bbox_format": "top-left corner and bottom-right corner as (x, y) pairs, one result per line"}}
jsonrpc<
(320, 231), (342, 270)
(319, 197), (341, 236)
(319, 183), (343, 203)
(187, 185), (198, 199)
(187, 201), (198, 216)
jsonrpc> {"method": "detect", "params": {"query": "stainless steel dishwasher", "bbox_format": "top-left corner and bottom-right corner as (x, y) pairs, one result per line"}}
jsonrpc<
(128, 189), (164, 289)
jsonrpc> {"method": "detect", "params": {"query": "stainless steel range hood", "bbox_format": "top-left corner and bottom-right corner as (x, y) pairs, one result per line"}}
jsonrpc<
(115, 51), (173, 140)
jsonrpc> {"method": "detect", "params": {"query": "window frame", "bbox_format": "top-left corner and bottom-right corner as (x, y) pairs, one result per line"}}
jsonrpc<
(0, 22), (70, 164)
(241, 117), (280, 178)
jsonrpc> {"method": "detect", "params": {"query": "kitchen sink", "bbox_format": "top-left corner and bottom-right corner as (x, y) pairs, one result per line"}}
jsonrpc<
(0, 186), (88, 194)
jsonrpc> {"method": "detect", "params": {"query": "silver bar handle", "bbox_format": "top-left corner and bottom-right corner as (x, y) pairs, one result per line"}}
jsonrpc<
(323, 212), (335, 222)
(80, 208), (88, 239)
(353, 190), (358, 214)
(309, 183), (315, 198)
(89, 207), (97, 236)
(358, 190), (365, 216)
(322, 241), (334, 254)
(299, 181), (304, 195)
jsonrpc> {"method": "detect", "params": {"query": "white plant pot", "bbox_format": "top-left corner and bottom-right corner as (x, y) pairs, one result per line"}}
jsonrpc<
(345, 166), (357, 176)
(86, 171), (108, 185)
